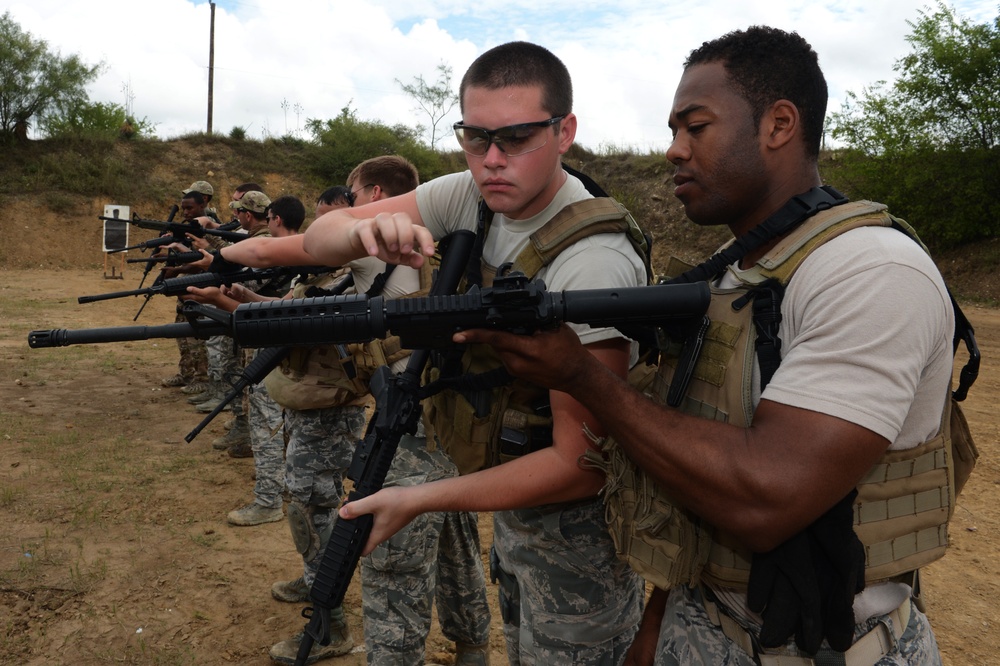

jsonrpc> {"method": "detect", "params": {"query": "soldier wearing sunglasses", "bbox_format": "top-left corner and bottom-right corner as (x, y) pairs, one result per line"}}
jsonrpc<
(215, 40), (648, 666)
(300, 41), (648, 666)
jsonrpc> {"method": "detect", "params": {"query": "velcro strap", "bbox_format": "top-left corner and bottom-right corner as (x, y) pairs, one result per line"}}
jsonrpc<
(703, 589), (910, 666)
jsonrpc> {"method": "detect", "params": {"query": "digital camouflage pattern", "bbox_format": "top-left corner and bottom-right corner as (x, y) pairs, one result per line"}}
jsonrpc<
(653, 585), (940, 666)
(492, 497), (643, 665)
(361, 434), (491, 665)
(283, 404), (367, 585)
(246, 348), (286, 509)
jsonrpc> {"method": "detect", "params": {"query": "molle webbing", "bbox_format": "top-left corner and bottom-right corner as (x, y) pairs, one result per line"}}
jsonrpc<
(854, 417), (952, 582)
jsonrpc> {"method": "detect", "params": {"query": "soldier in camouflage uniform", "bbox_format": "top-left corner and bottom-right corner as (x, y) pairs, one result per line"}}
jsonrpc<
(303, 44), (645, 666)
(186, 192), (302, 526)
(204, 183), (265, 453)
(161, 182), (215, 388)
(264, 158), (491, 665)
(211, 158), (492, 665)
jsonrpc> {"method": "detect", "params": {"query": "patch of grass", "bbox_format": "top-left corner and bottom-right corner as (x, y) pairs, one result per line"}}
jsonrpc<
(68, 558), (109, 594)
(190, 531), (222, 549)
(0, 483), (20, 507)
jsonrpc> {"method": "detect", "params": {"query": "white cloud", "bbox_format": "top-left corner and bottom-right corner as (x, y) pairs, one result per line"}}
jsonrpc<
(5, 0), (994, 151)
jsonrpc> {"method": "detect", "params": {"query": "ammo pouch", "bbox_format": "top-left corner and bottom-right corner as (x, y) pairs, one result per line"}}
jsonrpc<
(424, 343), (552, 476)
(949, 398), (979, 497)
(262, 345), (369, 411)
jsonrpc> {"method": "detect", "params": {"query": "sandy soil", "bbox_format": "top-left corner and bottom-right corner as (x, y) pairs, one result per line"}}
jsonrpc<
(0, 268), (997, 665)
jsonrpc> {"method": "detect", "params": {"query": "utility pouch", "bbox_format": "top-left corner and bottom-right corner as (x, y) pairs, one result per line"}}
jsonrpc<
(496, 400), (553, 464)
(949, 398), (979, 497)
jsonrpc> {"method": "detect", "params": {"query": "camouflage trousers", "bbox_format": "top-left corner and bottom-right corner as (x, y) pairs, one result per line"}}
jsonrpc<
(174, 305), (207, 382)
(361, 435), (491, 666)
(283, 404), (367, 585)
(653, 585), (941, 665)
(246, 354), (285, 508)
(492, 496), (643, 666)
(207, 334), (243, 416)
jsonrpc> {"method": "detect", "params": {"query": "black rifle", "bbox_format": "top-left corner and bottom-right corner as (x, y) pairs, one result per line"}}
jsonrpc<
(76, 265), (332, 305)
(127, 250), (204, 266)
(184, 269), (359, 444)
(292, 230), (475, 665)
(30, 272), (711, 352)
(133, 205), (180, 290)
(104, 213), (246, 253)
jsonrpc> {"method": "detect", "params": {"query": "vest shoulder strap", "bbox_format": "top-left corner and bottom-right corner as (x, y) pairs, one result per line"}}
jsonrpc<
(509, 197), (650, 279)
(749, 200), (893, 285)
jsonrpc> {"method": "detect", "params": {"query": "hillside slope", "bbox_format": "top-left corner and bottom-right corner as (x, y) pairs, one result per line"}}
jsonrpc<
(2, 137), (996, 303)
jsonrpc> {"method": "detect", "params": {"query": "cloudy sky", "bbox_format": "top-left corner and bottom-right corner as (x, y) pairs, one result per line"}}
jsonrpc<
(5, 0), (997, 151)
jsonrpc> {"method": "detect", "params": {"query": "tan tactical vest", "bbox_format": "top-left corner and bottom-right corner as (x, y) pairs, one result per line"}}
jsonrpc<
(263, 263), (434, 411)
(588, 200), (974, 591)
(424, 197), (651, 475)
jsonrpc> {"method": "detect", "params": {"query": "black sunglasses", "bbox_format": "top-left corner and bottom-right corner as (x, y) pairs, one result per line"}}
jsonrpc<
(453, 116), (565, 156)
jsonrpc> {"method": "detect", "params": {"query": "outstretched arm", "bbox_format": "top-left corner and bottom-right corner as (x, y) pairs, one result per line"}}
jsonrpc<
(216, 234), (315, 268)
(303, 190), (436, 268)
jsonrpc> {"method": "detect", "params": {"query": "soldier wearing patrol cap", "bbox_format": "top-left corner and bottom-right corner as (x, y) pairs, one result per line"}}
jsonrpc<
(220, 189), (294, 528)
(183, 180), (214, 198)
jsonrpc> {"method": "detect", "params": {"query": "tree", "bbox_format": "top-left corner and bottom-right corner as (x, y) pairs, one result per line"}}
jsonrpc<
(305, 104), (447, 184)
(825, 2), (1000, 247)
(39, 100), (155, 140)
(396, 62), (460, 150)
(830, 2), (999, 153)
(0, 11), (103, 142)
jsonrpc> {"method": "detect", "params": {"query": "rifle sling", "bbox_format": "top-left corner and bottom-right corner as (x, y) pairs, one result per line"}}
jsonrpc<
(669, 185), (849, 285)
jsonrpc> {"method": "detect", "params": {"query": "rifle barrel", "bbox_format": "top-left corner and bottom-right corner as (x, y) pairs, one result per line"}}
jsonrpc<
(28, 321), (227, 348)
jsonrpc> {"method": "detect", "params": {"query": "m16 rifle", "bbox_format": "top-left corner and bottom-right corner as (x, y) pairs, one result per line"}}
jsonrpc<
(104, 212), (247, 254)
(32, 272), (711, 353)
(76, 265), (333, 324)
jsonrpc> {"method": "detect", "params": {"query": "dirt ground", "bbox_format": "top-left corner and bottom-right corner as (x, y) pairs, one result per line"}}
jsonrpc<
(0, 267), (997, 666)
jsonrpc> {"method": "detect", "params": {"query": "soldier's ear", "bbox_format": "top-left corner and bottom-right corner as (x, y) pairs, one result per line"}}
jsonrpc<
(763, 100), (798, 150)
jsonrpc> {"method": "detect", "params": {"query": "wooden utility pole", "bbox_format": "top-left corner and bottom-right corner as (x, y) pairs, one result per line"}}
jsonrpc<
(207, 2), (216, 133)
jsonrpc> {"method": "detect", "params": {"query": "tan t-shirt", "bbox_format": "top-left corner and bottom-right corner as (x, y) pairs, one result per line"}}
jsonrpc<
(415, 170), (647, 346)
(716, 224), (954, 623)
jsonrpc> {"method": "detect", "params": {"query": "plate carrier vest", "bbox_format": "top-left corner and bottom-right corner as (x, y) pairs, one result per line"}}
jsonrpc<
(423, 195), (652, 475)
(584, 200), (979, 592)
